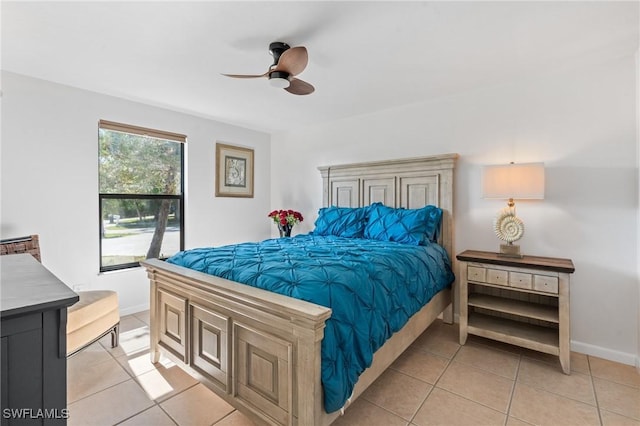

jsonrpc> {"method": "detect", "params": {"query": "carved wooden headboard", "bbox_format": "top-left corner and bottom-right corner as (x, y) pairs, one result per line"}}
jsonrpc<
(317, 154), (458, 262)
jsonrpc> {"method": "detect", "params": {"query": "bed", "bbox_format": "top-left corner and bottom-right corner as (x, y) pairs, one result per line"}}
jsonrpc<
(142, 153), (458, 426)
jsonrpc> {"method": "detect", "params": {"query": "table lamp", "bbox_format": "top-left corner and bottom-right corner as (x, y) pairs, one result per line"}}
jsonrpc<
(482, 162), (545, 258)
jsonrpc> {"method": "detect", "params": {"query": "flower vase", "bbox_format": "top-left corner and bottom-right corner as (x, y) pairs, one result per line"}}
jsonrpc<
(278, 223), (292, 237)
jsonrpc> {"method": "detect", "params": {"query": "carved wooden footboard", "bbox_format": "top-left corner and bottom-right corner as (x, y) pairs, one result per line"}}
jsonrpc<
(144, 259), (331, 425)
(142, 154), (458, 425)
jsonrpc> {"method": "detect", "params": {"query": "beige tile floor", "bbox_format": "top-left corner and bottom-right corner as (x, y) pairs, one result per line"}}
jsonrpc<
(68, 311), (640, 426)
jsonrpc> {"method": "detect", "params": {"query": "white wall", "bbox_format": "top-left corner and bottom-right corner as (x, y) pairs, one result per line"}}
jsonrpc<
(1, 71), (271, 315)
(271, 55), (639, 365)
(636, 48), (640, 372)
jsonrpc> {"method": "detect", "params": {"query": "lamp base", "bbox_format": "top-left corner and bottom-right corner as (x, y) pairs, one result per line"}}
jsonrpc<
(498, 244), (523, 258)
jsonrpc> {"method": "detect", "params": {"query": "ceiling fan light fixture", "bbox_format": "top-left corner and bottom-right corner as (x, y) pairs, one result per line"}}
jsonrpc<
(268, 71), (290, 88)
(222, 42), (314, 95)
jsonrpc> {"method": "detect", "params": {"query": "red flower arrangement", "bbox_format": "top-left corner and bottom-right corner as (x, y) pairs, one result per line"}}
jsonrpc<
(268, 209), (303, 237)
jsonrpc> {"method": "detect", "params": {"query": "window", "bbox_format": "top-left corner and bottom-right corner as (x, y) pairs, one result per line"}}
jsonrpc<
(98, 120), (185, 272)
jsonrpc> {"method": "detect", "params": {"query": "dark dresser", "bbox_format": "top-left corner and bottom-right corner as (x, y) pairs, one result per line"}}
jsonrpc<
(1, 254), (79, 425)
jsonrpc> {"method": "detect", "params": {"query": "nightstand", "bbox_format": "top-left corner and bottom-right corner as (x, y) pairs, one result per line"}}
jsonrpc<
(456, 250), (575, 374)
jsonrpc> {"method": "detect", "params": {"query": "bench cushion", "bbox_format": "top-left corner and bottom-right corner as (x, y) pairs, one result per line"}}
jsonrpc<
(67, 290), (119, 355)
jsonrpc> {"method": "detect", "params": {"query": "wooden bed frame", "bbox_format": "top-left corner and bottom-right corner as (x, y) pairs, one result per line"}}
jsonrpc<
(142, 153), (458, 426)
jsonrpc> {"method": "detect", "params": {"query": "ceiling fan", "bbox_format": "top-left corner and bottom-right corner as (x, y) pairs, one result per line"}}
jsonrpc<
(222, 42), (315, 95)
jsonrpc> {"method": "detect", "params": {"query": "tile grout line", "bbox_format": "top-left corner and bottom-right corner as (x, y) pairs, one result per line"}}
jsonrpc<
(68, 378), (132, 407)
(590, 376), (640, 426)
(586, 356), (605, 426)
(67, 357), (132, 406)
(515, 357), (606, 411)
(115, 315), (180, 426)
(112, 403), (174, 426)
(112, 381), (199, 425)
(414, 338), (520, 423)
(359, 325), (462, 425)
(156, 402), (180, 426)
(156, 381), (200, 405)
(503, 352), (522, 426)
(211, 410), (237, 426)
(357, 369), (432, 424)
(587, 355), (606, 426)
(446, 349), (521, 381)
(69, 378), (151, 426)
(431, 342), (525, 421)
(405, 343), (459, 425)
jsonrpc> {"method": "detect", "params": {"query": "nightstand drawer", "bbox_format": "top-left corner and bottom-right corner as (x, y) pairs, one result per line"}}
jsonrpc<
(468, 266), (486, 282)
(534, 275), (559, 294)
(486, 269), (508, 286)
(509, 272), (532, 289)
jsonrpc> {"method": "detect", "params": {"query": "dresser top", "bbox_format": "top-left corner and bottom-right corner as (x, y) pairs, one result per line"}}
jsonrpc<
(456, 250), (575, 273)
(1, 254), (79, 318)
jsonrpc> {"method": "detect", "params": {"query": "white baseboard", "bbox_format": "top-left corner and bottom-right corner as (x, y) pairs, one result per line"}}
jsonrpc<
(120, 303), (150, 317)
(571, 340), (637, 366)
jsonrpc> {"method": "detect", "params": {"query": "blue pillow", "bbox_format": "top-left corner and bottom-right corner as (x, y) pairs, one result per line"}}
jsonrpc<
(423, 206), (443, 243)
(312, 206), (370, 238)
(364, 204), (443, 245)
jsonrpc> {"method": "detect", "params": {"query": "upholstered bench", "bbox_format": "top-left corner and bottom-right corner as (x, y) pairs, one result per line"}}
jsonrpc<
(0, 235), (120, 357)
(67, 290), (120, 356)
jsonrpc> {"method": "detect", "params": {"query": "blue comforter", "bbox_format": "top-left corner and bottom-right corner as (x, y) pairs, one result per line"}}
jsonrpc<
(167, 234), (454, 412)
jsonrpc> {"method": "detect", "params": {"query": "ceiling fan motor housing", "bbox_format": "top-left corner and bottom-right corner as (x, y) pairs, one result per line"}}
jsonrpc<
(268, 42), (292, 88)
(269, 42), (290, 66)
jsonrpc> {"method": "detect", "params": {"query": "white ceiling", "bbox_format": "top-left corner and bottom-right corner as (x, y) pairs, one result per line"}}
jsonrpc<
(2, 1), (638, 133)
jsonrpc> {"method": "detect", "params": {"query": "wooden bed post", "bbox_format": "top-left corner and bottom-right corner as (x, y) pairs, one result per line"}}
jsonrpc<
(148, 269), (161, 364)
(293, 321), (326, 426)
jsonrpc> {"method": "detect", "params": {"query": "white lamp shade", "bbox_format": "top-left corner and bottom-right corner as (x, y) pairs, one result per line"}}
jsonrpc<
(482, 163), (545, 200)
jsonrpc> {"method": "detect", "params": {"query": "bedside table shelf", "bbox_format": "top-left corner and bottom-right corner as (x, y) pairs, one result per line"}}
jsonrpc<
(468, 313), (559, 355)
(457, 250), (574, 374)
(468, 294), (559, 323)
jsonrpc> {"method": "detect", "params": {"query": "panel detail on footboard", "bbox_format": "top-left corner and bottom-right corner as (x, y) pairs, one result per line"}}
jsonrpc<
(235, 322), (294, 425)
(190, 301), (230, 393)
(158, 287), (187, 362)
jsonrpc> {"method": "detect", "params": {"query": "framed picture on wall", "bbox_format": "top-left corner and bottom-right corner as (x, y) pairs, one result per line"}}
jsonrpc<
(215, 142), (254, 198)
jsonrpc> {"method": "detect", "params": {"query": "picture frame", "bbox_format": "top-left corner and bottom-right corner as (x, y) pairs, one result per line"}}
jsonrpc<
(215, 143), (254, 198)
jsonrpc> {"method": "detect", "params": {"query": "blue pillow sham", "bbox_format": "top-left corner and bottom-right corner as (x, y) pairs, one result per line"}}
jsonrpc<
(312, 206), (370, 238)
(364, 203), (442, 245)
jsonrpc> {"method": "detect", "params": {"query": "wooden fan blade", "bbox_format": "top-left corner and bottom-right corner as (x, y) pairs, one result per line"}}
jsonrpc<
(274, 46), (308, 76)
(221, 71), (268, 79)
(285, 78), (315, 95)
